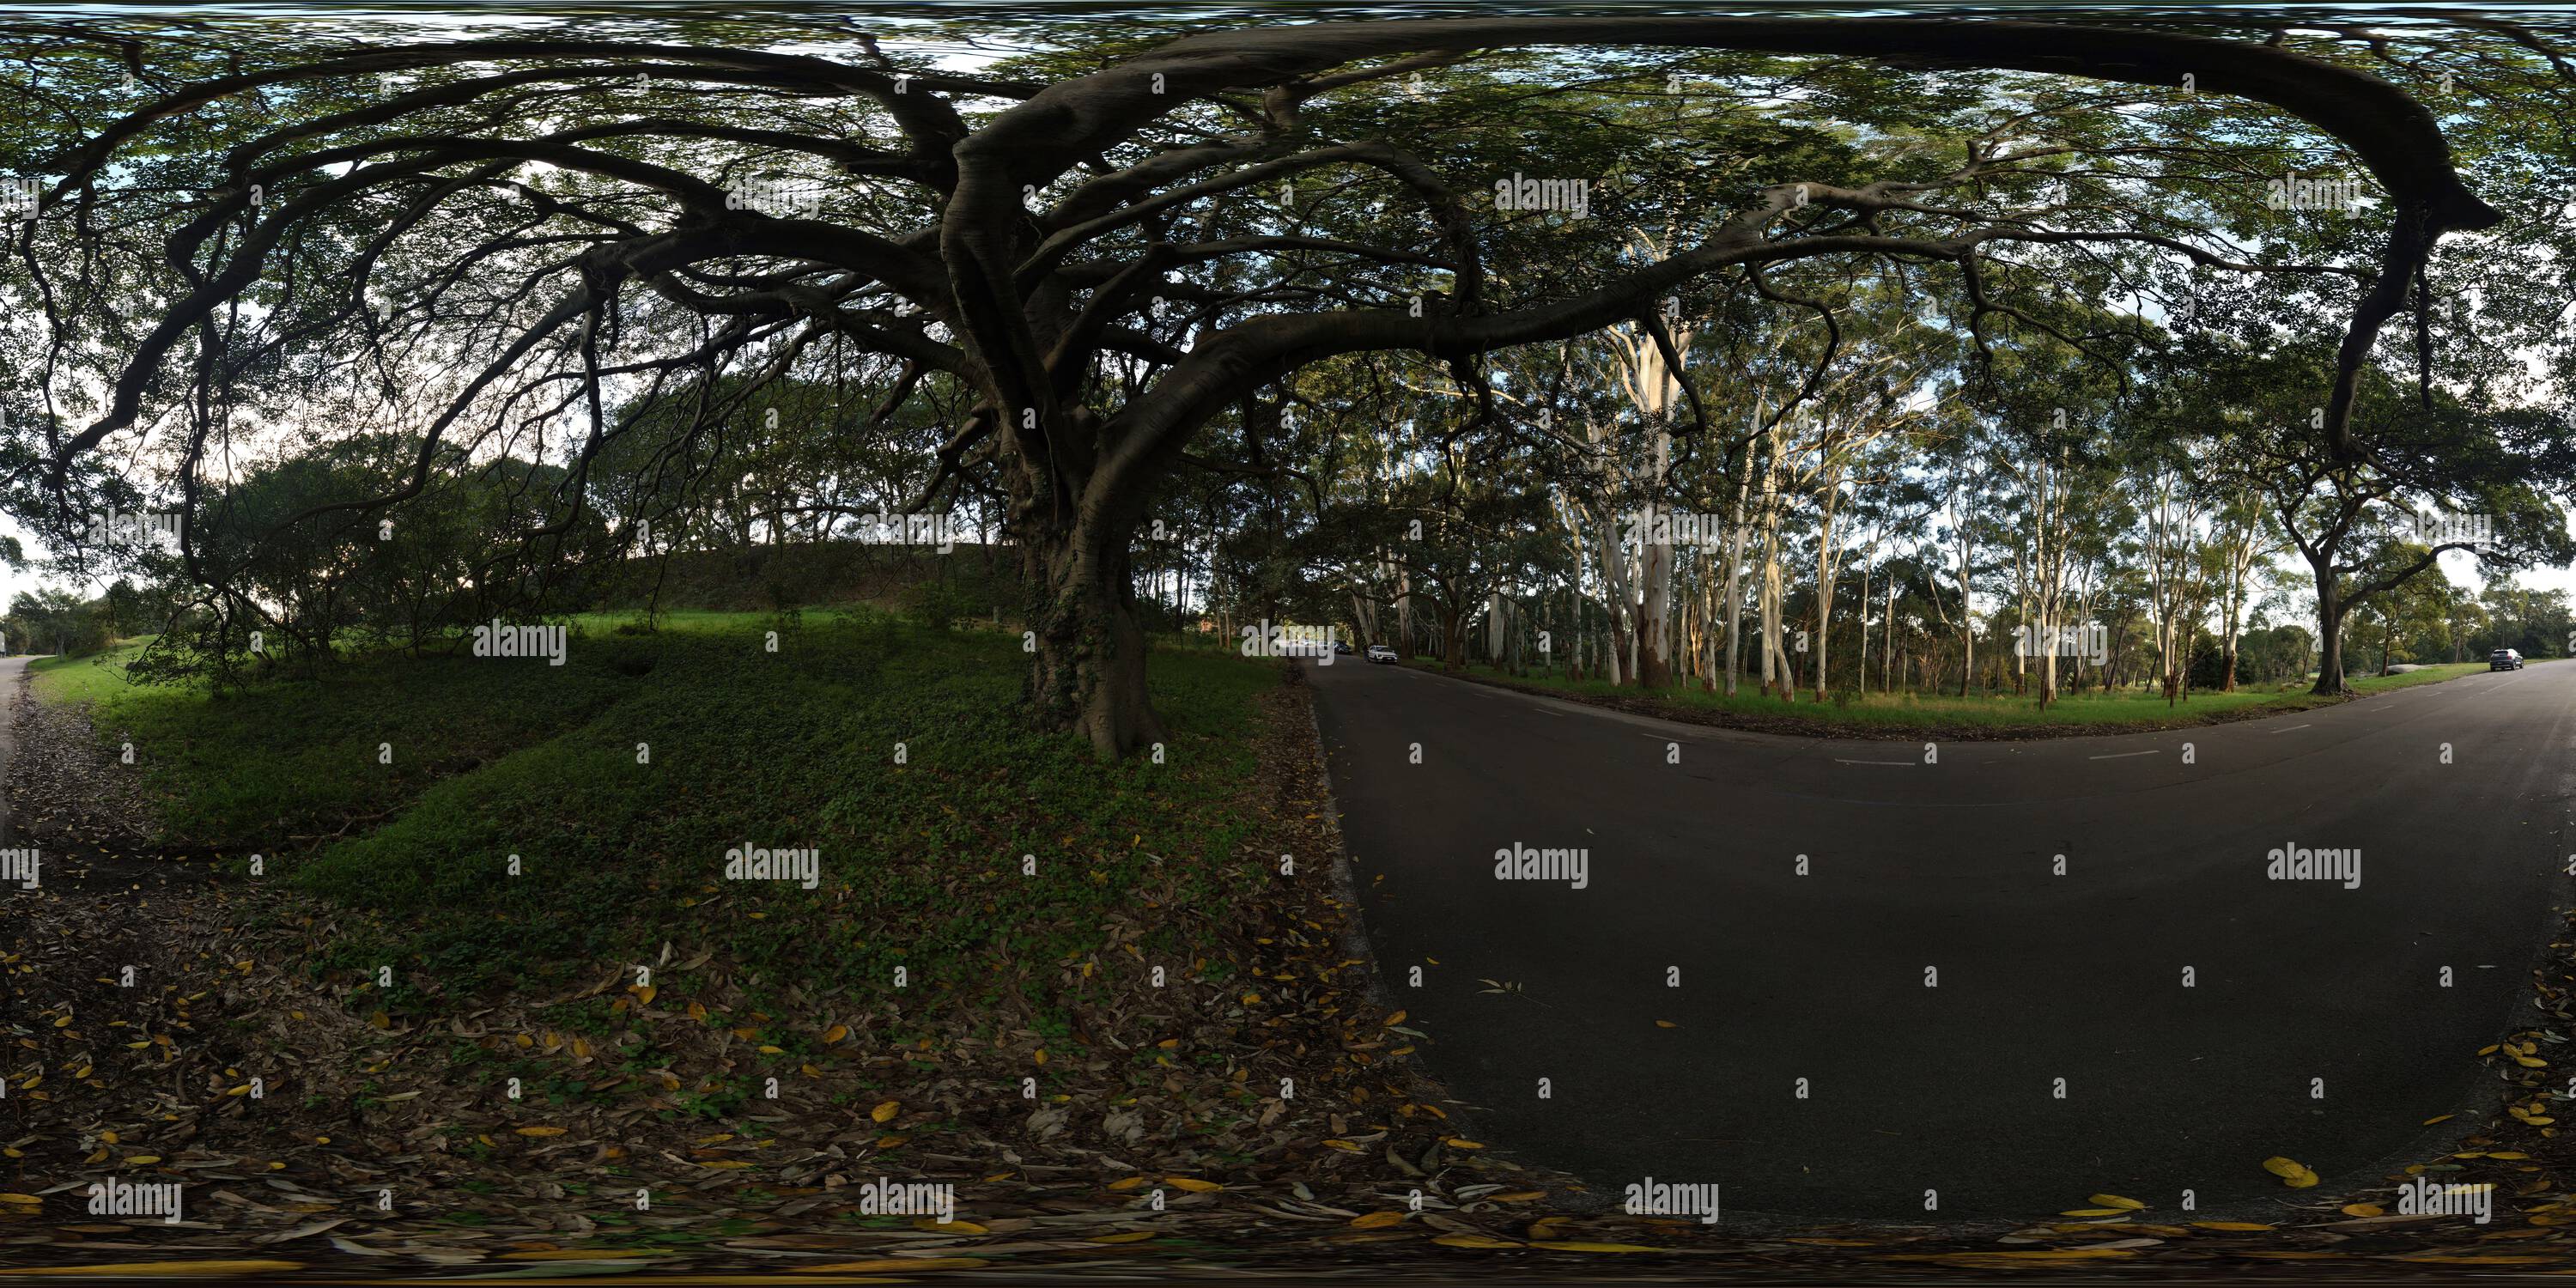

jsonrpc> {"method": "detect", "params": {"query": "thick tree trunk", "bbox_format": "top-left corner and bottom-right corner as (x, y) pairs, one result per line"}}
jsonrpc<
(1024, 533), (1168, 758)
(2311, 560), (2349, 696)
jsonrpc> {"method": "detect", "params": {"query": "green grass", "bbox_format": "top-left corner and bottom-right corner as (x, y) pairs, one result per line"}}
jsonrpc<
(2346, 661), (2500, 692)
(32, 610), (1290, 1016)
(39, 632), (645, 843)
(1425, 657), (2528, 730)
(27, 638), (159, 706)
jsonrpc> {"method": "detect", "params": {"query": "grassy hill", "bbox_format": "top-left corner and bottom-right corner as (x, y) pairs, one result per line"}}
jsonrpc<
(37, 611), (1285, 1013)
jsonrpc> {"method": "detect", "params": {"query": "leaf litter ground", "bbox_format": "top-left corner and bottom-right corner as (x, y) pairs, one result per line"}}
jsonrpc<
(4, 666), (2576, 1280)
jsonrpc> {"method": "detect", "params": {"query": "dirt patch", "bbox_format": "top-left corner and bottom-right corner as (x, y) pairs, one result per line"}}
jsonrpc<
(5, 667), (163, 851)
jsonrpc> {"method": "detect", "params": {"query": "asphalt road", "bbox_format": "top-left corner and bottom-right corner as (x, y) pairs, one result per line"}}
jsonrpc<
(1306, 656), (2576, 1221)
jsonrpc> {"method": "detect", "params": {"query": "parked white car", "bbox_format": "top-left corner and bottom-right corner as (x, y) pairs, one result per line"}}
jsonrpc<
(1365, 644), (1397, 664)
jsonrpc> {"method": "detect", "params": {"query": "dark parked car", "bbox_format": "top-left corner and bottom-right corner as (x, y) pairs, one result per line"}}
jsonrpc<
(2491, 647), (2524, 671)
(1332, 640), (1354, 655)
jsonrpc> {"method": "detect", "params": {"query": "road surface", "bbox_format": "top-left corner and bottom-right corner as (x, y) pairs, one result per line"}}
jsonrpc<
(1306, 658), (2575, 1220)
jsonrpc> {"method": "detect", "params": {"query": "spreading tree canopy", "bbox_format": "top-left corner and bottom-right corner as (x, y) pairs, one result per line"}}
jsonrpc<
(3, 10), (2567, 749)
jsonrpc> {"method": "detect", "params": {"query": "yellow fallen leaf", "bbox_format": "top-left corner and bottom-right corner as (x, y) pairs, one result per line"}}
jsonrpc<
(1163, 1176), (1222, 1193)
(2341, 1204), (2385, 1218)
(919, 1218), (986, 1233)
(871, 1100), (900, 1123)
(0, 1194), (42, 1205)
(2088, 1194), (2148, 1210)
(1105, 1177), (1147, 1192)
(1433, 1234), (1523, 1249)
(1088, 1231), (1157, 1243)
(1655, 1020), (1679, 1029)
(2194, 1221), (2275, 1230)
(1486, 1191), (1546, 1202)
(631, 985), (656, 1005)
(2261, 1157), (2319, 1188)
(2423, 1114), (2456, 1125)
(823, 1024), (848, 1043)
(514, 1127), (568, 1138)
(1351, 1212), (1407, 1229)
(2061, 1208), (2129, 1217)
